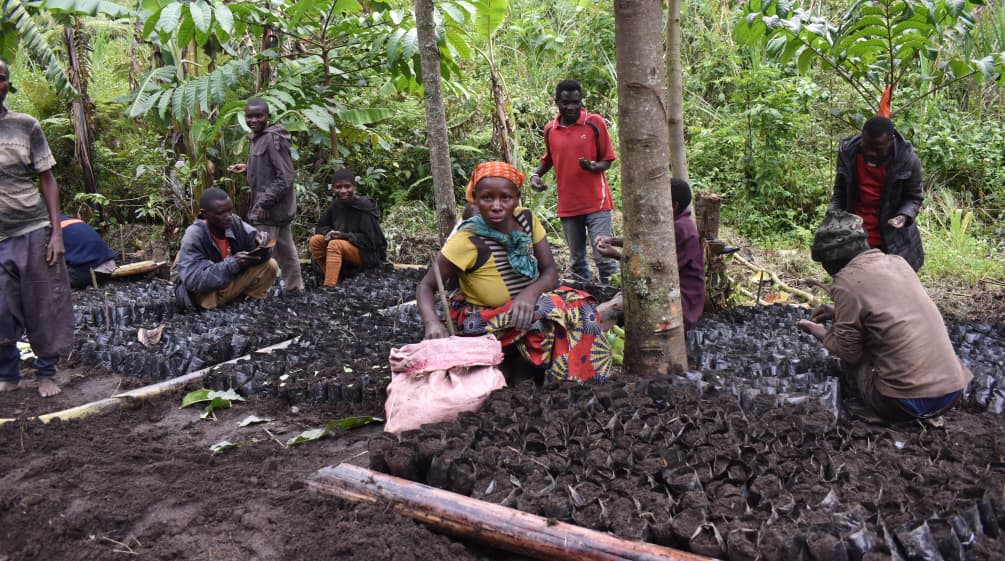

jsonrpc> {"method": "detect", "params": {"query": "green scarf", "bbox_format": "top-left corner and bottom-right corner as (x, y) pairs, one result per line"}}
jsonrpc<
(460, 215), (538, 279)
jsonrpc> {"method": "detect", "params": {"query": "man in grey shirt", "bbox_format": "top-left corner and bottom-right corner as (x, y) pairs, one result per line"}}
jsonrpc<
(0, 59), (74, 397)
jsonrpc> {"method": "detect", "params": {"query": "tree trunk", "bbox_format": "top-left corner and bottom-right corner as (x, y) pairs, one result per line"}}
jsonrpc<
(665, 0), (688, 181)
(614, 0), (687, 375)
(62, 24), (101, 216)
(415, 0), (458, 242)
(309, 464), (718, 561)
(490, 67), (514, 164)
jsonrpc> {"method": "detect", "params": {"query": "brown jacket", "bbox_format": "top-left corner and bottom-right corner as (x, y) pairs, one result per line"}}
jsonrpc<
(247, 125), (295, 226)
(823, 250), (971, 399)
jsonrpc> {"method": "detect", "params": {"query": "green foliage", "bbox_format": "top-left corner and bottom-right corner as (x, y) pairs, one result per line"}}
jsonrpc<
(2, 0), (74, 96)
(737, 0), (1005, 116)
(605, 325), (624, 366)
(180, 388), (246, 420)
(285, 416), (382, 446)
(918, 191), (1005, 285)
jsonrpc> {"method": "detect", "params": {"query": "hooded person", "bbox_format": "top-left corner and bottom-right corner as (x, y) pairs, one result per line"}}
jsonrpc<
(227, 98), (304, 292)
(797, 209), (972, 422)
(307, 167), (387, 286)
(415, 161), (614, 383)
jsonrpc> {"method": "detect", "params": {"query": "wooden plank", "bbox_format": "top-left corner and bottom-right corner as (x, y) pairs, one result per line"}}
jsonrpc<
(309, 463), (720, 561)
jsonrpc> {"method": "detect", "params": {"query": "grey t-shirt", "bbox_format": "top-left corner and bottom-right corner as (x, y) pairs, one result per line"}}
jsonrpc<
(0, 111), (55, 240)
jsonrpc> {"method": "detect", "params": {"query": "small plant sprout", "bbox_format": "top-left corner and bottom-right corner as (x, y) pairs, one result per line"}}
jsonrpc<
(180, 389), (246, 420)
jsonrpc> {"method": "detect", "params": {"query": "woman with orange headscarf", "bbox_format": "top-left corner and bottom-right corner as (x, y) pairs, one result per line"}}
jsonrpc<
(416, 162), (613, 382)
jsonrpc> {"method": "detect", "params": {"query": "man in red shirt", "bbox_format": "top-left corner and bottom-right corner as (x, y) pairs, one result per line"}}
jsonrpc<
(829, 116), (924, 271)
(530, 80), (618, 285)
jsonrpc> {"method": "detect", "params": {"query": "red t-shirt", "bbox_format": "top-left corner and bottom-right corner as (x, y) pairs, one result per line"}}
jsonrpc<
(205, 220), (231, 259)
(853, 153), (886, 247)
(541, 109), (616, 218)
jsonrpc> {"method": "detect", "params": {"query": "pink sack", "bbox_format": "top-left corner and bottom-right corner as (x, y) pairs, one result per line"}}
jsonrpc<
(384, 335), (506, 435)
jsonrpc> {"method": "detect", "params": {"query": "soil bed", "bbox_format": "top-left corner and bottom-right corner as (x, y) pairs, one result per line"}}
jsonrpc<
(2, 270), (1004, 561)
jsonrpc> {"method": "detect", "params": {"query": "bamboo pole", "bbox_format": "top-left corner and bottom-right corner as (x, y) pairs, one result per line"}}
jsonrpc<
(429, 251), (455, 336)
(309, 463), (720, 561)
(0, 336), (300, 427)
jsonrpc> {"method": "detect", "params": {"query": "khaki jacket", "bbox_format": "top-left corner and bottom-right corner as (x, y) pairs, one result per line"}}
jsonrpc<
(823, 250), (972, 399)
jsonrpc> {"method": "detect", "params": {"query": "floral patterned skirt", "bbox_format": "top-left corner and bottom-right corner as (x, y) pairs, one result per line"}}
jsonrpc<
(448, 287), (613, 382)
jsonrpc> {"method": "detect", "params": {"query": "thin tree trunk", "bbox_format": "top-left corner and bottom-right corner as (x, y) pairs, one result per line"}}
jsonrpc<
(614, 0), (687, 375)
(63, 24), (101, 216)
(666, 0), (688, 181)
(415, 0), (457, 242)
(490, 68), (514, 163)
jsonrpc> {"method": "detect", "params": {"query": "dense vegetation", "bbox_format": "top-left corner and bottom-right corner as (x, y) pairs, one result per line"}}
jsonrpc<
(3, 0), (1003, 287)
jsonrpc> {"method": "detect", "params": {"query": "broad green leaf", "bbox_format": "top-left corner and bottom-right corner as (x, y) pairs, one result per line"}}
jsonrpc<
(156, 1), (183, 38)
(42, 0), (134, 17)
(472, 0), (509, 42)
(176, 15), (195, 47)
(440, 3), (466, 24)
(286, 428), (326, 446)
(333, 0), (362, 12)
(401, 28), (419, 60)
(213, 4), (233, 38)
(945, 0), (965, 17)
(157, 88), (173, 119)
(189, 1), (210, 33)
(337, 108), (394, 125)
(181, 388), (212, 408)
(238, 415), (273, 427)
(323, 416), (382, 431)
(302, 106), (334, 132)
(209, 389), (246, 402)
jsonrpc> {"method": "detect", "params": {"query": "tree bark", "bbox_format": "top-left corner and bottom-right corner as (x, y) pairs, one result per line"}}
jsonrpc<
(666, 0), (688, 181)
(309, 464), (718, 561)
(62, 23), (100, 216)
(415, 0), (458, 242)
(614, 0), (687, 375)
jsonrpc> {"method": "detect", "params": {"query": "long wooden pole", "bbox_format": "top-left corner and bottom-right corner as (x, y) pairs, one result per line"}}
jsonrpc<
(309, 464), (719, 561)
(429, 251), (456, 336)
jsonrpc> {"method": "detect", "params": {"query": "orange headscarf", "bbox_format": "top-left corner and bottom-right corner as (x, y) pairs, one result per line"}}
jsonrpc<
(465, 161), (525, 204)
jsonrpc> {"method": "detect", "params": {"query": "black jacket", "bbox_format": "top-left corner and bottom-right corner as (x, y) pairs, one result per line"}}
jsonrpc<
(315, 196), (387, 269)
(174, 215), (271, 309)
(829, 130), (924, 271)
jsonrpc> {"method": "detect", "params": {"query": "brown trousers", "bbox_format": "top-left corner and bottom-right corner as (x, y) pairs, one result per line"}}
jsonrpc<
(193, 259), (279, 309)
(308, 234), (361, 287)
(254, 223), (303, 291)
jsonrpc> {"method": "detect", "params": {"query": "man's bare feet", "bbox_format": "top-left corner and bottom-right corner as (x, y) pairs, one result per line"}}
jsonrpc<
(37, 378), (62, 398)
(0, 380), (21, 392)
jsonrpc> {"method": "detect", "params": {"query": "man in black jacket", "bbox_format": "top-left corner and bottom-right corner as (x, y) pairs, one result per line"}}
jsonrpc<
(829, 116), (924, 271)
(307, 168), (387, 286)
(175, 188), (278, 309)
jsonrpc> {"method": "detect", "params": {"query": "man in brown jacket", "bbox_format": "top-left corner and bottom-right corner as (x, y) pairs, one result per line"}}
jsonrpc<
(228, 98), (303, 292)
(797, 209), (972, 421)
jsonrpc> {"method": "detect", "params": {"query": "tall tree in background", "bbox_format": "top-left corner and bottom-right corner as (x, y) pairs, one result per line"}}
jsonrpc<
(666, 0), (688, 181)
(614, 0), (688, 375)
(415, 0), (457, 241)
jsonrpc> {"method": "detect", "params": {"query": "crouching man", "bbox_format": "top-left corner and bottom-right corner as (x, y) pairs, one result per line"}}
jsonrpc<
(175, 188), (279, 310)
(797, 209), (972, 422)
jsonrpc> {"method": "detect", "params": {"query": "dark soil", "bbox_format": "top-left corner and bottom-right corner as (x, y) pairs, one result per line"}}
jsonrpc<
(2, 269), (1004, 561)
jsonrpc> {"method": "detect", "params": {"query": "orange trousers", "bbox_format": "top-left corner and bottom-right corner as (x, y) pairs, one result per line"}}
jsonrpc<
(308, 234), (361, 286)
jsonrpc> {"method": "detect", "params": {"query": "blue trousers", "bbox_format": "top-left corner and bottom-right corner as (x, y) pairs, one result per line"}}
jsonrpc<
(561, 211), (619, 284)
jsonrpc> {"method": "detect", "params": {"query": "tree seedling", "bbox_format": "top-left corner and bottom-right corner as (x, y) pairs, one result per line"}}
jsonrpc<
(180, 388), (246, 420)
